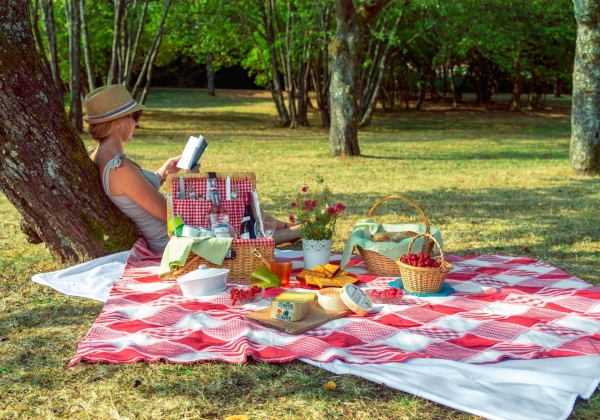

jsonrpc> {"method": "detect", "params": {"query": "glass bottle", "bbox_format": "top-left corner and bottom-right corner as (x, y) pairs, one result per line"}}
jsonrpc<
(240, 192), (256, 239)
(208, 177), (231, 238)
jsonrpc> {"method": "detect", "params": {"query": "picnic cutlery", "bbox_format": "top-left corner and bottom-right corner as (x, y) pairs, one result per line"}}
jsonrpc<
(226, 176), (231, 200)
(187, 183), (196, 200)
(179, 176), (186, 200)
(230, 185), (239, 200)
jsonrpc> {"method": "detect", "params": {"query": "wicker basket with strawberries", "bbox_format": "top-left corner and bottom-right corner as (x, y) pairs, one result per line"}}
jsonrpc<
(396, 233), (453, 294)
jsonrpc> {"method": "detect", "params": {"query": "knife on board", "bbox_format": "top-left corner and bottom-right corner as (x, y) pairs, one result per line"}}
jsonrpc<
(179, 176), (186, 200)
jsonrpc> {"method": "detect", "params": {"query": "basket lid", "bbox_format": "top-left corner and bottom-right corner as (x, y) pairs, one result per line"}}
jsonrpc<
(340, 284), (373, 316)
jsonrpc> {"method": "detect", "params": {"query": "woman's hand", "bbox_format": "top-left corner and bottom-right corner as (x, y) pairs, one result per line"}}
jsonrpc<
(156, 155), (182, 182)
(184, 163), (201, 174)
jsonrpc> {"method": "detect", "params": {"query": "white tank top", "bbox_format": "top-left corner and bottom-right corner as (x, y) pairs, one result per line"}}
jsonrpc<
(101, 154), (168, 252)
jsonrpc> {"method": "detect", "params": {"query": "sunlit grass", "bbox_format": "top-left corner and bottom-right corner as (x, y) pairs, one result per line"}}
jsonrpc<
(1, 89), (598, 419)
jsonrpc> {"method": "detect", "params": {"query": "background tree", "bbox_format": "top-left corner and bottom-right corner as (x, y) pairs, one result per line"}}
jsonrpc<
(0, 0), (138, 262)
(328, 0), (391, 157)
(570, 0), (600, 175)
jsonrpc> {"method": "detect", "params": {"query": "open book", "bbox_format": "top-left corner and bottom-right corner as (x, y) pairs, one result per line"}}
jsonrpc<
(176, 135), (208, 170)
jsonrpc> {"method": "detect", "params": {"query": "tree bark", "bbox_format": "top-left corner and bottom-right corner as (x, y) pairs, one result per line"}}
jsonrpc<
(510, 53), (522, 111)
(554, 77), (564, 97)
(449, 65), (457, 108)
(206, 52), (216, 96)
(0, 0), (138, 263)
(107, 0), (125, 84)
(80, 0), (95, 93)
(31, 0), (52, 76)
(125, 0), (149, 89)
(39, 0), (64, 105)
(132, 0), (172, 99)
(257, 0), (290, 127)
(66, 0), (83, 132)
(570, 0), (600, 175)
(329, 0), (391, 156)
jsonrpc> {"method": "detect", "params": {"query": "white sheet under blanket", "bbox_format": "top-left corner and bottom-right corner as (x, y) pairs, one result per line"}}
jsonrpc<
(31, 250), (600, 420)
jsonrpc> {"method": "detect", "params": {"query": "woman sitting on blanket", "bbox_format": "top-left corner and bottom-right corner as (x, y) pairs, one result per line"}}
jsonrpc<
(84, 84), (300, 252)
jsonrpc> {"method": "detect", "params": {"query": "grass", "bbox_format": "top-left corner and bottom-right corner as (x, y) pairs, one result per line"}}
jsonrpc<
(1, 88), (599, 419)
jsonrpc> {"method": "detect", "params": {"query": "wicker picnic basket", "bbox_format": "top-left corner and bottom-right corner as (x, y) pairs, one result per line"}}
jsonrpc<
(396, 233), (453, 294)
(166, 172), (274, 280)
(356, 194), (435, 277)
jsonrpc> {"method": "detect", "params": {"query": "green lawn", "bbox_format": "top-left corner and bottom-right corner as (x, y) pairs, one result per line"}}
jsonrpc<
(1, 89), (599, 419)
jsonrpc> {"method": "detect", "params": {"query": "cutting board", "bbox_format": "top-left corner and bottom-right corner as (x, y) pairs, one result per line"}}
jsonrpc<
(245, 300), (352, 335)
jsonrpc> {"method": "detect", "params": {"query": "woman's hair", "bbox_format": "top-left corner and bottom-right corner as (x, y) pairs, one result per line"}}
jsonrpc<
(87, 115), (129, 142)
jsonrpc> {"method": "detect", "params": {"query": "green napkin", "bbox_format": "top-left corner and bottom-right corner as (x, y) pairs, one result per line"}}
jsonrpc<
(340, 219), (443, 268)
(159, 236), (233, 280)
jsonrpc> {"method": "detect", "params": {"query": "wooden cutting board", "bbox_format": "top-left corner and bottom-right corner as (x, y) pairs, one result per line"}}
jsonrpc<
(245, 300), (352, 335)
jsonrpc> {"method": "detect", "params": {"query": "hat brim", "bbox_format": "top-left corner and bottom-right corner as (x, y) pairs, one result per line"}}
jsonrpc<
(83, 103), (145, 125)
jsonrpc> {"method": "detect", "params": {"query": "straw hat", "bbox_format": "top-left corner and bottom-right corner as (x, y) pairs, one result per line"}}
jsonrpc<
(83, 84), (145, 124)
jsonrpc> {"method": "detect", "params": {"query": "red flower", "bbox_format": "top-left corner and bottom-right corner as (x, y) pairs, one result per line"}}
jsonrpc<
(301, 186), (309, 193)
(290, 202), (297, 208)
(327, 206), (337, 216)
(335, 203), (346, 213)
(288, 215), (296, 223)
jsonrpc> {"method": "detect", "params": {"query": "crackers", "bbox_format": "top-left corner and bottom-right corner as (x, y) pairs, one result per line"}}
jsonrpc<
(300, 264), (358, 288)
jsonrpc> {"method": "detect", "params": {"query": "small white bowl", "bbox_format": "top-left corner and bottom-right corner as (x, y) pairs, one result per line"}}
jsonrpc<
(317, 287), (349, 311)
(176, 264), (229, 297)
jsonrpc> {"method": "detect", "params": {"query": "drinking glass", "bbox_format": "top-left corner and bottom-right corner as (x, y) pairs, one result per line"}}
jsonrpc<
(255, 214), (276, 239)
(270, 262), (293, 287)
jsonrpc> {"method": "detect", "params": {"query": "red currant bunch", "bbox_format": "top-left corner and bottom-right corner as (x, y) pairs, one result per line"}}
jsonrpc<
(400, 253), (442, 268)
(230, 286), (264, 305)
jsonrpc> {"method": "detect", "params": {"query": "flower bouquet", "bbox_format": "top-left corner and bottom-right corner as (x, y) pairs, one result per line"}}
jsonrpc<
(289, 176), (346, 268)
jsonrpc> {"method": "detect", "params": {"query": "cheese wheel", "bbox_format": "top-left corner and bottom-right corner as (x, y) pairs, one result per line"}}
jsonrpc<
(340, 284), (373, 316)
(317, 287), (349, 311)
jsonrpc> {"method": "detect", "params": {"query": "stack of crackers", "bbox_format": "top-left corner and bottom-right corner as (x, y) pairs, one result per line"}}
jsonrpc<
(296, 264), (359, 288)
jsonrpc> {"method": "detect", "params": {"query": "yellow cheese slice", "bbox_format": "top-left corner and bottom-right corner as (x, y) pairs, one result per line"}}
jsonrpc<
(269, 291), (315, 322)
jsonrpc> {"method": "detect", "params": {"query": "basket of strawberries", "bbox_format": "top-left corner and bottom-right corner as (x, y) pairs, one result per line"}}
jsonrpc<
(396, 233), (453, 294)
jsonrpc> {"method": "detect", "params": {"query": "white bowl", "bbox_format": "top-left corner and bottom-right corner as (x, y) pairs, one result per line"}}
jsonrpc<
(317, 287), (349, 311)
(176, 264), (229, 297)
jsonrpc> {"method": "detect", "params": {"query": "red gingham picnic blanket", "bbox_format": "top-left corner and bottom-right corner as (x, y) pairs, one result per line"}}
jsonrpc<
(69, 238), (600, 365)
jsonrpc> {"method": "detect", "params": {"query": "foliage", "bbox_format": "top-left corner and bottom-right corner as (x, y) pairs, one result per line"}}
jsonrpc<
(288, 176), (346, 240)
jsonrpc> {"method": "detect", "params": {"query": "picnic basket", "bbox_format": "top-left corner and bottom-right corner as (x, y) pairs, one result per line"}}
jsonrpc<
(166, 172), (274, 279)
(356, 194), (435, 277)
(396, 233), (453, 294)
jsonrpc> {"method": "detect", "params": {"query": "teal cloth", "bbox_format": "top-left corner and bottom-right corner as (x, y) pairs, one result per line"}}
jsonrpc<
(159, 236), (233, 280)
(340, 219), (443, 268)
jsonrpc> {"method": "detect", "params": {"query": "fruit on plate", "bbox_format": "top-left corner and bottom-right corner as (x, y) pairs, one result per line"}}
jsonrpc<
(399, 253), (442, 268)
(366, 288), (403, 304)
(229, 286), (264, 305)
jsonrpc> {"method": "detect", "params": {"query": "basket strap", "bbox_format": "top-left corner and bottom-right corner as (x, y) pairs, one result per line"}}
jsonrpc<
(366, 194), (430, 234)
(404, 233), (445, 264)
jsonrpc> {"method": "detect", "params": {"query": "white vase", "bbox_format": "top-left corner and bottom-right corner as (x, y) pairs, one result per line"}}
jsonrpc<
(302, 239), (332, 269)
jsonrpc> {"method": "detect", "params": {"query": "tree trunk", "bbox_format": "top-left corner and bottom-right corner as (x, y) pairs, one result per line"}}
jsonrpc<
(570, 0), (600, 175)
(140, 35), (162, 106)
(80, 0), (95, 93)
(449, 65), (457, 108)
(125, 0), (149, 89)
(66, 0), (83, 132)
(107, 0), (125, 84)
(132, 0), (172, 99)
(310, 3), (331, 127)
(39, 0), (64, 105)
(554, 77), (564, 97)
(206, 52), (216, 96)
(415, 76), (426, 110)
(510, 54), (522, 111)
(0, 0), (138, 263)
(257, 0), (290, 127)
(296, 42), (311, 127)
(329, 0), (390, 156)
(31, 0), (52, 76)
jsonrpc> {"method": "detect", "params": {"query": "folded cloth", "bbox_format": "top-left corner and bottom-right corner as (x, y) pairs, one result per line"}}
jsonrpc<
(159, 236), (232, 279)
(340, 219), (443, 268)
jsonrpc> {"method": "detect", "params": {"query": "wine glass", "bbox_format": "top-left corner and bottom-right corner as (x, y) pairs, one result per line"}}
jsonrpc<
(255, 214), (276, 239)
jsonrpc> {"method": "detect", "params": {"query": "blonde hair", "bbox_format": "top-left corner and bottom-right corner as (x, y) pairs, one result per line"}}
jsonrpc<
(87, 115), (129, 142)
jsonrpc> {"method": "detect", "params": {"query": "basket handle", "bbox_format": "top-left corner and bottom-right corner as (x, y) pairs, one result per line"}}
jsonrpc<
(366, 194), (430, 234)
(404, 233), (445, 266)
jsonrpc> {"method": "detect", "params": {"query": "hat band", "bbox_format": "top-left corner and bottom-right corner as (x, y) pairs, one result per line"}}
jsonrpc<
(87, 99), (137, 121)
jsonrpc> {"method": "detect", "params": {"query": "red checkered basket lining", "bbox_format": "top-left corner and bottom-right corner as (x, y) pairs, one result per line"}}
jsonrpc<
(171, 178), (253, 230)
